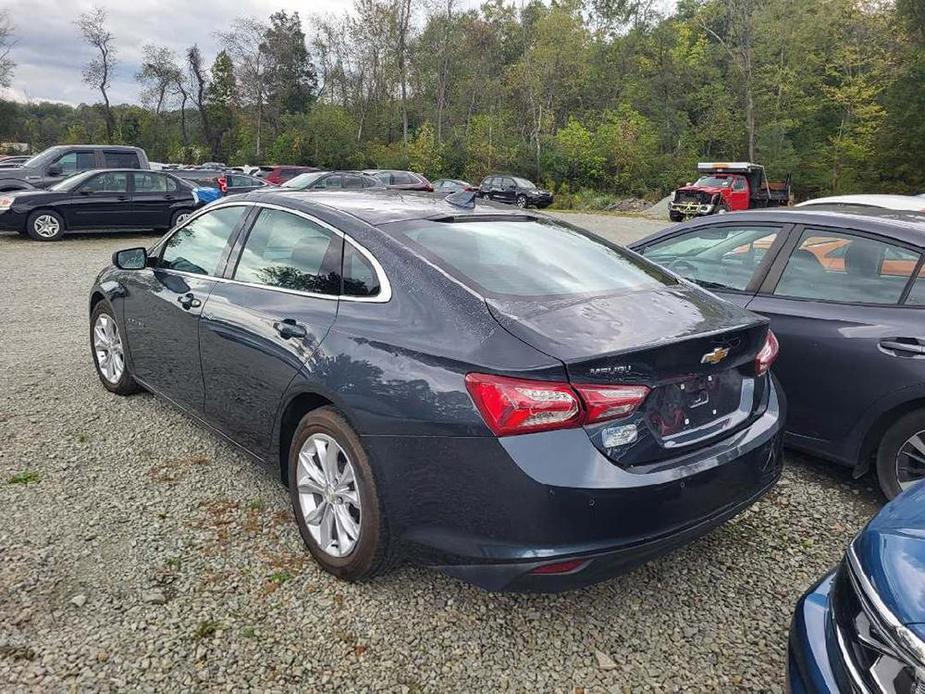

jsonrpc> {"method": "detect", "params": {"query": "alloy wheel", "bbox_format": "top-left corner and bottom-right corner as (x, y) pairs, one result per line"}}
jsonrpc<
(93, 313), (125, 384)
(296, 433), (362, 557)
(896, 430), (925, 491)
(516, 196), (527, 208)
(33, 214), (60, 238)
(175, 212), (191, 225)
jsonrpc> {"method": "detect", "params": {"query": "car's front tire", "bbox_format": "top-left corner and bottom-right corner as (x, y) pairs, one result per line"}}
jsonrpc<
(669, 210), (684, 223)
(516, 194), (528, 208)
(288, 407), (391, 581)
(90, 302), (141, 395)
(26, 210), (66, 241)
(876, 410), (925, 499)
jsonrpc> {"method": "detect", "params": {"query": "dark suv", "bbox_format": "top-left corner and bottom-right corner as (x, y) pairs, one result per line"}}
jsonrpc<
(0, 145), (149, 191)
(478, 175), (553, 208)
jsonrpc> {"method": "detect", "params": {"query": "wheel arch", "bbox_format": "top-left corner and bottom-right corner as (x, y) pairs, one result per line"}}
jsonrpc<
(276, 390), (336, 487)
(855, 396), (925, 475)
(89, 290), (107, 315)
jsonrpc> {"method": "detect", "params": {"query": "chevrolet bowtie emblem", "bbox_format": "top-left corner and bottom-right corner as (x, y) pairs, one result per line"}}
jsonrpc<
(701, 347), (730, 365)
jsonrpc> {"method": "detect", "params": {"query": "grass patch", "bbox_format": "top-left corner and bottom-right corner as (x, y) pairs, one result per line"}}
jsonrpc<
(269, 570), (292, 584)
(165, 556), (182, 570)
(241, 626), (256, 638)
(8, 470), (41, 485)
(193, 620), (220, 640)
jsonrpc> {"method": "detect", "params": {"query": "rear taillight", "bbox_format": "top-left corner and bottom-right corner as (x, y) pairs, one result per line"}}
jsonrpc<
(465, 374), (650, 436)
(755, 330), (779, 376)
(465, 373), (582, 436)
(575, 384), (650, 423)
(529, 558), (589, 575)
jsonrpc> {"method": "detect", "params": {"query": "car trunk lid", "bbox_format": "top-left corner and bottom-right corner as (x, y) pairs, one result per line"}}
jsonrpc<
(487, 285), (770, 466)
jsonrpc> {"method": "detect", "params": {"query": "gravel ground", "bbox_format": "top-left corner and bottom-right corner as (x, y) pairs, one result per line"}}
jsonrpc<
(545, 210), (667, 245)
(0, 227), (883, 692)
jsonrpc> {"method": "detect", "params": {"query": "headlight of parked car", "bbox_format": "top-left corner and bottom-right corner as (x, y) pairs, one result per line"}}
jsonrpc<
(0, 196), (14, 211)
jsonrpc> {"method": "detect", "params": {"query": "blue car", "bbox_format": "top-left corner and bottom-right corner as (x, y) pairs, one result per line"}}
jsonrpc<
(789, 480), (925, 692)
(88, 190), (784, 590)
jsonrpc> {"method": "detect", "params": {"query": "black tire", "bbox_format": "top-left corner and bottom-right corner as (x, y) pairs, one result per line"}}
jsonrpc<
(90, 302), (141, 395)
(25, 210), (66, 241)
(876, 410), (925, 499)
(516, 194), (528, 208)
(171, 209), (193, 228)
(715, 203), (729, 215)
(288, 407), (391, 581)
(669, 210), (684, 223)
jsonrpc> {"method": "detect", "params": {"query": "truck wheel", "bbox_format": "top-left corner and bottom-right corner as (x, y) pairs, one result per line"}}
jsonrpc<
(669, 211), (684, 223)
(716, 203), (729, 215)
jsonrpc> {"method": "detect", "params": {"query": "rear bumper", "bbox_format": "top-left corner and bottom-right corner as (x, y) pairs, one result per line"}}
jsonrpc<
(787, 571), (840, 694)
(363, 379), (784, 591)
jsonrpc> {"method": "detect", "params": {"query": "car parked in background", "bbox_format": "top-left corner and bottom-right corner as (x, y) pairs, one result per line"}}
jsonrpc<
(789, 479), (925, 693)
(477, 175), (553, 208)
(280, 170), (383, 191)
(363, 169), (433, 191)
(174, 169), (270, 196)
(630, 209), (925, 497)
(0, 145), (149, 192)
(264, 165), (319, 185)
(433, 179), (476, 194)
(797, 194), (925, 214)
(0, 155), (31, 167)
(89, 189), (783, 591)
(0, 169), (205, 241)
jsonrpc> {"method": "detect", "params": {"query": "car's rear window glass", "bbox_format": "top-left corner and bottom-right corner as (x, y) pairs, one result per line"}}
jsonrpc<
(342, 242), (380, 297)
(104, 151), (140, 168)
(387, 218), (672, 297)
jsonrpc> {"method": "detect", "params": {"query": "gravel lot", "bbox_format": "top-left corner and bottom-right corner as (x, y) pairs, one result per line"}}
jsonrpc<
(0, 224), (882, 691)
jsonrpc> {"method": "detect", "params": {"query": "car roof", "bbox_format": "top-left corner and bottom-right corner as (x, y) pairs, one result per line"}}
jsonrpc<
(238, 189), (529, 226)
(638, 208), (925, 249)
(797, 194), (925, 211)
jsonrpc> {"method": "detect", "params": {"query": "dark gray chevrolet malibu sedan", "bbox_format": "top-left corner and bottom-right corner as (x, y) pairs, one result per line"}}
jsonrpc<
(89, 190), (784, 591)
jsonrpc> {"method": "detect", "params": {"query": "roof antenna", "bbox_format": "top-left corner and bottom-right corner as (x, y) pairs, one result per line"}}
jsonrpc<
(446, 190), (477, 209)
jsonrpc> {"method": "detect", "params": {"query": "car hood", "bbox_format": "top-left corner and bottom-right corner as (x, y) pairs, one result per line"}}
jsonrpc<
(677, 185), (727, 196)
(853, 481), (925, 639)
(7, 189), (63, 204)
(486, 283), (764, 364)
(0, 167), (32, 180)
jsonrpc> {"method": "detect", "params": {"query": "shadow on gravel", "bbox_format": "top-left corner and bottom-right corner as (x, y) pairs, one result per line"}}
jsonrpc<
(784, 448), (884, 509)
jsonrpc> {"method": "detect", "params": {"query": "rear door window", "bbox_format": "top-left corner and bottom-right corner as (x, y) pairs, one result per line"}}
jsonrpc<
(388, 218), (672, 297)
(391, 171), (416, 185)
(134, 173), (176, 193)
(642, 225), (782, 291)
(906, 266), (925, 305)
(104, 151), (140, 168)
(233, 208), (341, 295)
(342, 174), (367, 190)
(773, 229), (920, 304)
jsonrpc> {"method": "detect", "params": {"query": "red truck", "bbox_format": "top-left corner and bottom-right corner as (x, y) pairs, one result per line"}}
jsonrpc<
(668, 162), (792, 222)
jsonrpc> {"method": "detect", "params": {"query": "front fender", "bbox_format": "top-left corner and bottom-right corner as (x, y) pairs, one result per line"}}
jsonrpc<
(0, 180), (36, 192)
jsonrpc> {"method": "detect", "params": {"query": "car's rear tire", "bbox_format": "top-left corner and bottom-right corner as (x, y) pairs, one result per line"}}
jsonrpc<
(288, 407), (391, 581)
(90, 302), (141, 395)
(171, 209), (193, 228)
(26, 210), (66, 241)
(516, 194), (528, 208)
(876, 410), (925, 499)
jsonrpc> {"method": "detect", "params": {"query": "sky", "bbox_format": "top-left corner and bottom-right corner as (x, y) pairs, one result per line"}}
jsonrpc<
(1, 0), (356, 105)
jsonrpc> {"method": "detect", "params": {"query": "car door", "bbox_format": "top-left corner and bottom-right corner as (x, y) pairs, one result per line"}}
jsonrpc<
(635, 222), (788, 308)
(65, 171), (131, 229)
(120, 205), (248, 411)
(729, 176), (750, 210)
(499, 177), (517, 204)
(746, 225), (925, 450)
(198, 206), (342, 454)
(131, 172), (178, 228)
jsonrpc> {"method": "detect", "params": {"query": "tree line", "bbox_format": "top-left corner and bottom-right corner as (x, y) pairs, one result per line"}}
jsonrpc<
(0, 0), (923, 203)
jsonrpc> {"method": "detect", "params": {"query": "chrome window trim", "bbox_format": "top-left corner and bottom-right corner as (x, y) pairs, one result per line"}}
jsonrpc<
(153, 200), (392, 303)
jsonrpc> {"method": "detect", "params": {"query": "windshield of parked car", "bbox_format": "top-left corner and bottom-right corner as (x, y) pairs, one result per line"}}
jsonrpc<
(694, 176), (733, 188)
(513, 177), (535, 188)
(386, 218), (673, 298)
(48, 170), (98, 191)
(281, 172), (326, 189)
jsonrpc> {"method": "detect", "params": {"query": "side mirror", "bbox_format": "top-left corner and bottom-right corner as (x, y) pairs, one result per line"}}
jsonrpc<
(113, 247), (148, 270)
(47, 165), (63, 177)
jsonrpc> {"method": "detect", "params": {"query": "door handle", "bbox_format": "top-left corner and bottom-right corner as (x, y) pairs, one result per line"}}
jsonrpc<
(164, 194), (175, 200)
(273, 318), (307, 339)
(117, 195), (128, 201)
(879, 338), (925, 356)
(177, 293), (201, 310)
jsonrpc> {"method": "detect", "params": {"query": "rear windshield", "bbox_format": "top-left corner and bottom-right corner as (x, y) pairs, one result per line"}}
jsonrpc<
(385, 217), (673, 298)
